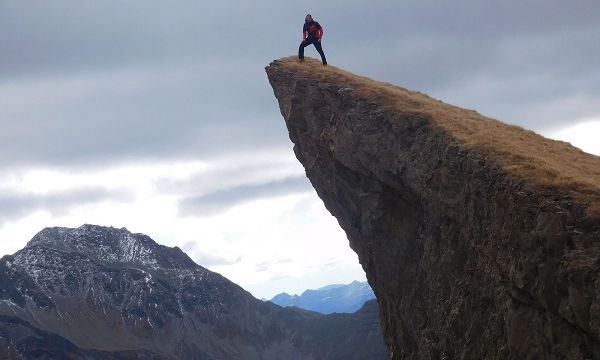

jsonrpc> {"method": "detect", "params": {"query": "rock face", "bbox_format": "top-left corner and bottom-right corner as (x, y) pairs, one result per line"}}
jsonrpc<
(266, 57), (600, 359)
(0, 224), (387, 359)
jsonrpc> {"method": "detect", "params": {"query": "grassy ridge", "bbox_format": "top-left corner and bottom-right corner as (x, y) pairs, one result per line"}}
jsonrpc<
(277, 56), (600, 216)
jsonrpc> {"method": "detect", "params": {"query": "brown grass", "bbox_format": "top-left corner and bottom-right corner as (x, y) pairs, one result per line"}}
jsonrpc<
(275, 56), (600, 217)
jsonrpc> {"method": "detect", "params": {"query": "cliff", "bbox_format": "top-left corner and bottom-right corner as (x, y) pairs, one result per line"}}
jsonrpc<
(266, 57), (600, 359)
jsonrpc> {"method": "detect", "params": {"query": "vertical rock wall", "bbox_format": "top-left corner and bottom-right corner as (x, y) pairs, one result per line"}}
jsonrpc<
(267, 58), (600, 359)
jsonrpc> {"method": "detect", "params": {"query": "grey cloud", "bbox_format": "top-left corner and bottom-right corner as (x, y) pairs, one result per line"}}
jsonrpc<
(194, 252), (243, 268)
(0, 63), (290, 169)
(0, 187), (126, 224)
(323, 259), (343, 268)
(0, 2), (215, 80)
(255, 262), (271, 272)
(0, 0), (598, 169)
(156, 154), (304, 197)
(179, 176), (313, 216)
(180, 241), (243, 267)
(0, 0), (295, 169)
(332, 2), (600, 130)
(268, 274), (291, 282)
(276, 258), (293, 264)
(253, 259), (294, 273)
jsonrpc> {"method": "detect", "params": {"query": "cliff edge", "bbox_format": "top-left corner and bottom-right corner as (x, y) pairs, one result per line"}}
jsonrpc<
(266, 57), (600, 359)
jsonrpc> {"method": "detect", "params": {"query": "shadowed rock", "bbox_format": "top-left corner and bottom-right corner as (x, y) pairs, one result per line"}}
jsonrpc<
(266, 56), (600, 359)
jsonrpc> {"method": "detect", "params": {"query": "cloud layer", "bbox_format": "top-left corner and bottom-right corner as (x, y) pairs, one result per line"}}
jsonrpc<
(179, 176), (313, 216)
(0, 187), (122, 224)
(1, 1), (598, 168)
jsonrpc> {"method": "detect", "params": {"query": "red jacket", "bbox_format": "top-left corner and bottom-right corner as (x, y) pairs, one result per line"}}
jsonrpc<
(303, 21), (323, 41)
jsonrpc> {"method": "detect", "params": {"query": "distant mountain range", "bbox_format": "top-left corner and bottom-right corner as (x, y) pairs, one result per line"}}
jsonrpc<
(0, 225), (387, 359)
(270, 281), (376, 314)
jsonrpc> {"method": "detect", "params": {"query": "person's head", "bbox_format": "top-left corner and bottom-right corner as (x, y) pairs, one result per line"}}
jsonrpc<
(305, 14), (313, 22)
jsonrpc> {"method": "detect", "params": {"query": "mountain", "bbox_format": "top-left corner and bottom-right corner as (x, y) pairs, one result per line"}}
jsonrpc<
(270, 281), (376, 314)
(0, 224), (387, 359)
(266, 57), (600, 359)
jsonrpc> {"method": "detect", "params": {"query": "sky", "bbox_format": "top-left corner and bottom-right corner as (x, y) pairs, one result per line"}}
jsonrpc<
(1, 1), (599, 299)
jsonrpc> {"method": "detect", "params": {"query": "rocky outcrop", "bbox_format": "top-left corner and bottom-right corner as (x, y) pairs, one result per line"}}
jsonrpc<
(0, 224), (387, 359)
(266, 57), (600, 359)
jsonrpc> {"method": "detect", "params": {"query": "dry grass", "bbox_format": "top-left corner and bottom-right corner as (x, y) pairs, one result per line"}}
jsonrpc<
(275, 56), (600, 217)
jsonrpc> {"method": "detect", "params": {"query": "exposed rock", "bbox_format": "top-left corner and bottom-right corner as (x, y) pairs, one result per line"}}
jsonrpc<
(266, 57), (600, 359)
(0, 224), (387, 359)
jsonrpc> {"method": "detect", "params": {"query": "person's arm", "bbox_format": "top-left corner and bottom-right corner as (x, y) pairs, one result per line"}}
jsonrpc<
(317, 26), (323, 41)
(303, 30), (307, 41)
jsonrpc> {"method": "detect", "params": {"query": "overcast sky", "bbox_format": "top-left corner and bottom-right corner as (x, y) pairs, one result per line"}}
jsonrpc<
(1, 1), (599, 299)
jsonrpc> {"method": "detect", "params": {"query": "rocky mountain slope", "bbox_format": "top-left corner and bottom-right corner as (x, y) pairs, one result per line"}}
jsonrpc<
(266, 57), (600, 359)
(0, 224), (387, 359)
(270, 281), (375, 314)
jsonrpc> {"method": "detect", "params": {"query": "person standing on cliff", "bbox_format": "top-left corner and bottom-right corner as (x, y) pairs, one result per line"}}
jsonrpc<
(298, 14), (327, 65)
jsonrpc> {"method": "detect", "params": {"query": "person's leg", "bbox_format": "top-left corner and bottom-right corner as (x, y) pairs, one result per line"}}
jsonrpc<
(314, 41), (327, 65)
(298, 40), (310, 60)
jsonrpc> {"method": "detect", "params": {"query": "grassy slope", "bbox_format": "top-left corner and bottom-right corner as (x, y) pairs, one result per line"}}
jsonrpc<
(275, 56), (600, 216)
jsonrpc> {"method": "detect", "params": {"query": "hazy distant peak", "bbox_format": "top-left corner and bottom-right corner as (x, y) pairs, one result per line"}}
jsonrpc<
(270, 281), (375, 314)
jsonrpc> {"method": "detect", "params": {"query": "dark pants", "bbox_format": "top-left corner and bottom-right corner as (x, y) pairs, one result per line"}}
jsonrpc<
(299, 38), (327, 64)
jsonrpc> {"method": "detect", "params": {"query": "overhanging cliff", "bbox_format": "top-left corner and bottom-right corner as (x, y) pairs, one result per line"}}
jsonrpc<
(266, 57), (600, 359)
